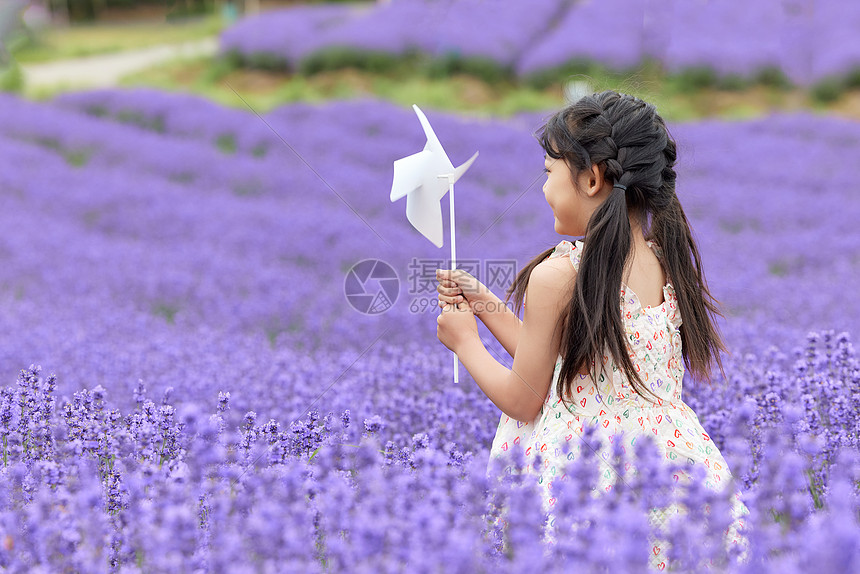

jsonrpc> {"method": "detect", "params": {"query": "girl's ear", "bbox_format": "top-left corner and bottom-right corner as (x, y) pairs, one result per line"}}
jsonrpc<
(582, 162), (607, 198)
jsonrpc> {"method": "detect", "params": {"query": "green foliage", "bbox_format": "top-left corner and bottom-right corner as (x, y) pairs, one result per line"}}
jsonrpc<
(523, 57), (601, 90)
(83, 105), (109, 118)
(424, 52), (513, 85)
(23, 134), (93, 167)
(842, 66), (860, 89)
(265, 315), (303, 348)
(152, 303), (179, 324)
(665, 63), (788, 96)
(165, 0), (217, 22)
(15, 12), (225, 63)
(251, 144), (268, 158)
(754, 65), (793, 90)
(493, 89), (556, 116)
(636, 55), (666, 79)
(0, 62), (24, 93)
(715, 73), (752, 91)
(672, 65), (719, 92)
(245, 51), (290, 73)
(216, 133), (237, 154)
(116, 109), (166, 133)
(805, 467), (826, 510)
(202, 52), (242, 84)
(64, 148), (93, 168)
(61, 1), (218, 25)
(67, 0), (98, 22)
(299, 46), (406, 76)
(810, 76), (845, 104)
(768, 260), (790, 277)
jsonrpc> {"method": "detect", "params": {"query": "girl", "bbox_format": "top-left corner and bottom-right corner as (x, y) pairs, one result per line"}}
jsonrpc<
(435, 90), (747, 561)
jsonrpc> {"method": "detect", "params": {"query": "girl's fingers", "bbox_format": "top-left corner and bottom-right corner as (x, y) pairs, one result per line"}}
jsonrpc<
(437, 283), (462, 296)
(436, 269), (464, 283)
(438, 294), (463, 306)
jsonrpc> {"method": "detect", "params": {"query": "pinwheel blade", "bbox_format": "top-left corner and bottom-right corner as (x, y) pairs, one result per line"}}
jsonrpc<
(390, 105), (478, 248)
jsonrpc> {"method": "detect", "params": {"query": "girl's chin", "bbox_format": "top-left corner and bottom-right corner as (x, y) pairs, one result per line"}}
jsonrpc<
(553, 218), (580, 236)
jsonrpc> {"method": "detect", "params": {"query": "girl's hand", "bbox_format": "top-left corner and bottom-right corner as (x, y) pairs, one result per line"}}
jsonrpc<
(435, 268), (490, 310)
(436, 300), (479, 354)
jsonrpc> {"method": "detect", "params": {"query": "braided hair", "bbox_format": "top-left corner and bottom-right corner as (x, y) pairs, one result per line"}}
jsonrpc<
(505, 90), (726, 406)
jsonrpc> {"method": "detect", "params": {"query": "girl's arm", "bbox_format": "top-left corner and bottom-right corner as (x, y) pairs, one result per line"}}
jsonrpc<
(448, 260), (569, 422)
(472, 290), (521, 358)
(436, 269), (521, 358)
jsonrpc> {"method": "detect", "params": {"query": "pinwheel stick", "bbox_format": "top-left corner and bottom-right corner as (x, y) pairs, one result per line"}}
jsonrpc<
(439, 173), (459, 384)
(390, 104), (478, 385)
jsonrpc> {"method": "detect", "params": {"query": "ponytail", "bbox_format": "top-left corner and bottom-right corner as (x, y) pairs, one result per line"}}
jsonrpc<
(648, 192), (727, 383)
(506, 90), (727, 408)
(554, 184), (651, 407)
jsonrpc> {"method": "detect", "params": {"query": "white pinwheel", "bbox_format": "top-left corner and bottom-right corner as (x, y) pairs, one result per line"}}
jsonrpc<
(390, 104), (478, 248)
(390, 104), (479, 383)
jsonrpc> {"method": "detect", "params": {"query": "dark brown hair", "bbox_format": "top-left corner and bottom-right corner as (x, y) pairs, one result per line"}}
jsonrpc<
(504, 90), (726, 406)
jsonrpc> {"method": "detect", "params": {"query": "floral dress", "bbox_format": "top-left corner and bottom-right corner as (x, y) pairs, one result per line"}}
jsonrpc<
(487, 239), (748, 567)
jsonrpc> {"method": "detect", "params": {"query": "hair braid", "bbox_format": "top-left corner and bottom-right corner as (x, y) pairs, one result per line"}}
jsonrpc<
(506, 90), (727, 407)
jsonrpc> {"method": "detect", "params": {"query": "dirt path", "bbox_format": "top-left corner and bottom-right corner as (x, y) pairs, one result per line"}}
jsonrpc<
(21, 37), (217, 92)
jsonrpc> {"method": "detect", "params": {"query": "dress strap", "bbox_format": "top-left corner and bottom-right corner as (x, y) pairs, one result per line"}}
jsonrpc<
(548, 239), (583, 272)
(547, 239), (682, 328)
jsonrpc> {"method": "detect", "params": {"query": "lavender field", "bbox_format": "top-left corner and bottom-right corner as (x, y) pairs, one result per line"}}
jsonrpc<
(0, 86), (858, 571)
(219, 0), (860, 87)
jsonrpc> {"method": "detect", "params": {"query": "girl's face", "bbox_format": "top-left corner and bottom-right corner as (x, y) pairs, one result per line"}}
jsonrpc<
(542, 154), (609, 237)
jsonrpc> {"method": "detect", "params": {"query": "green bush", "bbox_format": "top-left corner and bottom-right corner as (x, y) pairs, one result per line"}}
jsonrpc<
(843, 66), (860, 89)
(716, 73), (753, 91)
(424, 52), (513, 84)
(245, 51), (290, 72)
(754, 65), (793, 90)
(222, 49), (243, 69)
(672, 65), (719, 92)
(299, 47), (404, 76)
(522, 57), (600, 90)
(165, 0), (215, 22)
(810, 76), (845, 104)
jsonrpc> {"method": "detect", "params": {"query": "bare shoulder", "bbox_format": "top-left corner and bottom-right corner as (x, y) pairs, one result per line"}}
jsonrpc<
(526, 256), (576, 305)
(533, 255), (577, 281)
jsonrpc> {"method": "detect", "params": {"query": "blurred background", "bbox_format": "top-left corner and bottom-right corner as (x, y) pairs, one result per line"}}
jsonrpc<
(3, 0), (859, 116)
